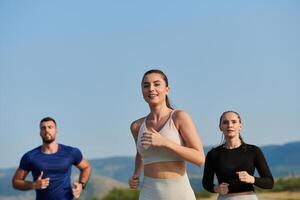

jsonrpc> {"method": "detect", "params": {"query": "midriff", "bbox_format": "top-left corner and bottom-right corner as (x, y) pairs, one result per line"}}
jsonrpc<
(144, 161), (186, 179)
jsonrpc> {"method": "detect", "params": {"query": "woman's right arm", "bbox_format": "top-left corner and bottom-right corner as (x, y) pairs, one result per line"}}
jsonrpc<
(128, 120), (143, 189)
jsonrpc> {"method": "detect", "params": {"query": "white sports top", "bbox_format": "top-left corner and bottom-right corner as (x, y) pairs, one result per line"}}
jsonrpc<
(137, 110), (184, 165)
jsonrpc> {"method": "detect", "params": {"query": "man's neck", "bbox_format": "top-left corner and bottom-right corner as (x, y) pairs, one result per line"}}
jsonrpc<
(42, 142), (59, 154)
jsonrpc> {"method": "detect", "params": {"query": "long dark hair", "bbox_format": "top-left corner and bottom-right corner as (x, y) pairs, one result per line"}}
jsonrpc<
(142, 69), (174, 109)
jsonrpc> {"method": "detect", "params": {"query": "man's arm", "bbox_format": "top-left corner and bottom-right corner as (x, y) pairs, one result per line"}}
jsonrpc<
(76, 159), (91, 188)
(12, 169), (49, 190)
(72, 159), (92, 199)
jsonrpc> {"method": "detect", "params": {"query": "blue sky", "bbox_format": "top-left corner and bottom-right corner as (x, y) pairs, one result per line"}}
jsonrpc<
(1, 0), (299, 169)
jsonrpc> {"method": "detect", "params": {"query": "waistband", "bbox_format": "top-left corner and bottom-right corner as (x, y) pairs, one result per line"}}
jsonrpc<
(143, 173), (188, 182)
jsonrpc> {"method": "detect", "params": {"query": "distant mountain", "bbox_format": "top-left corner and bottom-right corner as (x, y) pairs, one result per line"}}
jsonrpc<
(263, 141), (300, 165)
(262, 141), (300, 177)
(81, 176), (127, 200)
(1, 141), (299, 198)
(89, 156), (135, 183)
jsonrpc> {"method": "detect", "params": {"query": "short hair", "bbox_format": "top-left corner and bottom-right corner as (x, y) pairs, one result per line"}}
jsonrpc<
(40, 117), (56, 127)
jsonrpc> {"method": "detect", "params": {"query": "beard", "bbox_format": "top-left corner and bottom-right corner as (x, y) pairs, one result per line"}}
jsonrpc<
(42, 137), (55, 144)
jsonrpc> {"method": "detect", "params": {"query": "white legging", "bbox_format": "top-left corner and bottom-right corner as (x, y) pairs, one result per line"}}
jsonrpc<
(217, 192), (258, 200)
(139, 173), (196, 200)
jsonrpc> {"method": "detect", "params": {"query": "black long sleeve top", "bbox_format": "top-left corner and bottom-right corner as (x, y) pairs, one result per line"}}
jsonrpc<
(202, 143), (274, 194)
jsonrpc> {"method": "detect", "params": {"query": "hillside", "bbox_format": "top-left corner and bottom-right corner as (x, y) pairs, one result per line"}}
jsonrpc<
(81, 176), (127, 200)
(1, 141), (299, 198)
(262, 141), (300, 177)
(89, 156), (135, 183)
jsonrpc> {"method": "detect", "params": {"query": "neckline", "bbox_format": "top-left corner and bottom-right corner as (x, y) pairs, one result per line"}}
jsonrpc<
(144, 110), (174, 133)
(40, 144), (60, 155)
(222, 144), (242, 150)
(223, 140), (242, 150)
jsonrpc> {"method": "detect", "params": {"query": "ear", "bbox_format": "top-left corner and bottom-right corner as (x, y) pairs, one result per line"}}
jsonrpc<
(165, 86), (170, 95)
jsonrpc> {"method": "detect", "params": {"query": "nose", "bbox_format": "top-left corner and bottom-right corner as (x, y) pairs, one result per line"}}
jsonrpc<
(149, 84), (155, 91)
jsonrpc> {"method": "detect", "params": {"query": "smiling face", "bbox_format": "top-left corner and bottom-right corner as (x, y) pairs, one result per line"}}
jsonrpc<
(141, 72), (169, 106)
(40, 120), (57, 144)
(219, 112), (242, 140)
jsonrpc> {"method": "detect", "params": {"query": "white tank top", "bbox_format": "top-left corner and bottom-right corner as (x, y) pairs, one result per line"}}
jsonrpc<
(137, 110), (184, 165)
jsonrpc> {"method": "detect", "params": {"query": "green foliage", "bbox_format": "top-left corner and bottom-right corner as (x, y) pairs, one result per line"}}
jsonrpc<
(256, 177), (300, 192)
(272, 177), (300, 192)
(101, 188), (213, 200)
(101, 188), (139, 200)
(195, 191), (212, 198)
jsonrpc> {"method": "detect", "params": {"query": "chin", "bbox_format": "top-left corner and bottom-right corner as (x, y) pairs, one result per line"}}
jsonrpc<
(43, 139), (55, 144)
(147, 101), (160, 106)
(225, 134), (236, 139)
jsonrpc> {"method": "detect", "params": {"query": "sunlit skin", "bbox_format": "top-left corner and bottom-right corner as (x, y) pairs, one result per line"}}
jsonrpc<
(214, 112), (255, 195)
(219, 112), (242, 144)
(141, 73), (169, 107)
(40, 121), (57, 145)
(128, 72), (205, 189)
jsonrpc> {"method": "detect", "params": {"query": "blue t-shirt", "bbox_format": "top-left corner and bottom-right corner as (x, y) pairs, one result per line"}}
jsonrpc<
(19, 144), (83, 200)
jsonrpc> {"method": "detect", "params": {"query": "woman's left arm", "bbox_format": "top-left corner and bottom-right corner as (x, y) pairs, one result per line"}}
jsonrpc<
(166, 110), (205, 167)
(253, 146), (274, 189)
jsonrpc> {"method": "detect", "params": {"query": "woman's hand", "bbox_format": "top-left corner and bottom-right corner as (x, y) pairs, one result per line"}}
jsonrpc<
(141, 127), (167, 148)
(236, 171), (255, 184)
(128, 175), (139, 189)
(214, 182), (229, 195)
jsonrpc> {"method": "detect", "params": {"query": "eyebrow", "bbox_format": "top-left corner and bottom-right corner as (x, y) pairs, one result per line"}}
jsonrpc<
(143, 80), (162, 84)
(222, 119), (238, 122)
(41, 124), (55, 128)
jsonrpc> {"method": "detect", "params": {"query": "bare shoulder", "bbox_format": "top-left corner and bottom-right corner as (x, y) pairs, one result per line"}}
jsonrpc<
(130, 117), (145, 137)
(172, 110), (193, 128)
(172, 109), (191, 121)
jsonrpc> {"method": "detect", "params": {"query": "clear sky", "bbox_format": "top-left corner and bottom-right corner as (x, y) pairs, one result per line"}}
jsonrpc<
(1, 1), (299, 169)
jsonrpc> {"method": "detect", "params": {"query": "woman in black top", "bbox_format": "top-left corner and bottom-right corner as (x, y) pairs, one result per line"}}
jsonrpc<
(202, 111), (274, 200)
